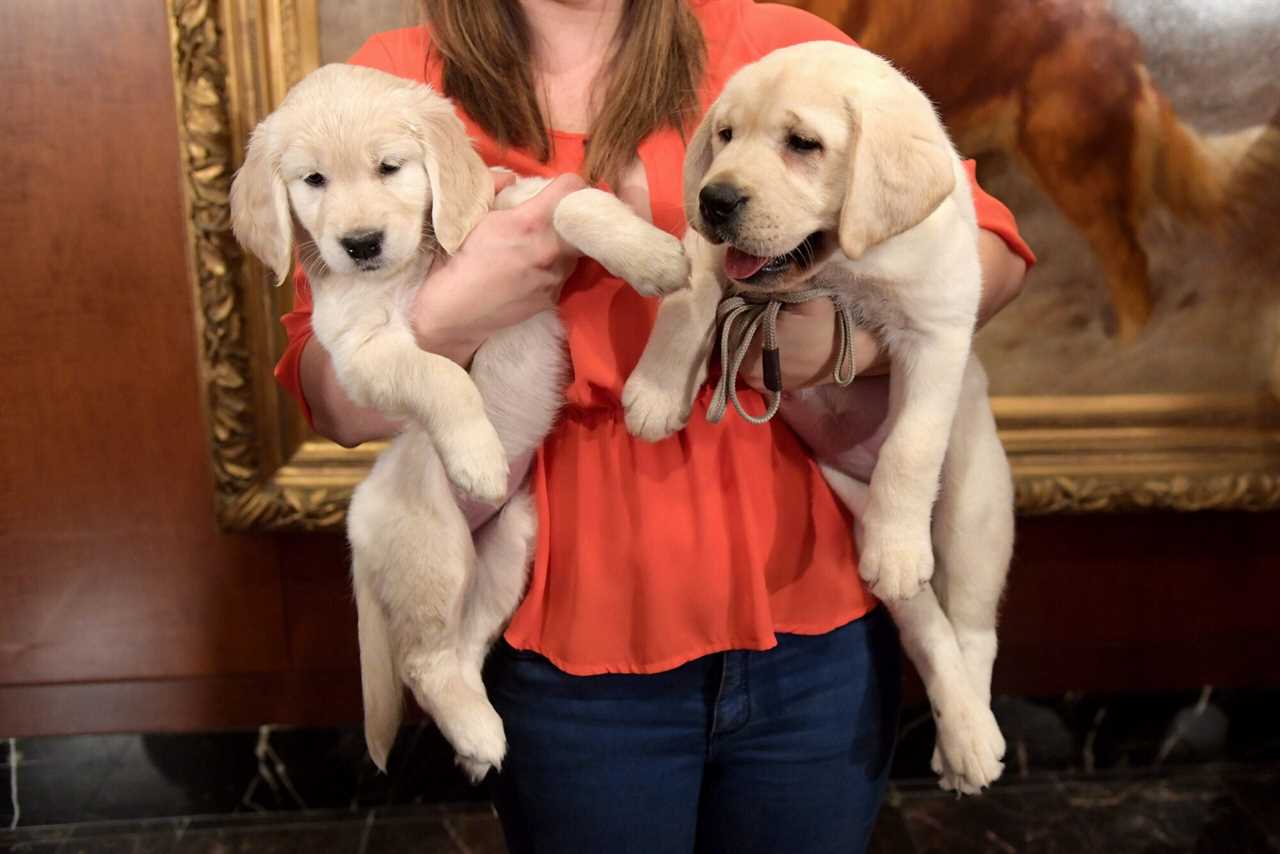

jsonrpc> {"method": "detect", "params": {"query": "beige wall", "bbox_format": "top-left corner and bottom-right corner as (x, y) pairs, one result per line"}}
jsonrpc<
(319, 0), (418, 64)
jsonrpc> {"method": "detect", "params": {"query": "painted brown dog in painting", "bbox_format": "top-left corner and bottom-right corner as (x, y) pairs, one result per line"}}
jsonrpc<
(787, 0), (1280, 342)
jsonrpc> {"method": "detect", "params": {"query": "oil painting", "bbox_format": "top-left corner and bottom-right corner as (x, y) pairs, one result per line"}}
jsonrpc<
(167, 0), (1280, 529)
(787, 0), (1280, 397)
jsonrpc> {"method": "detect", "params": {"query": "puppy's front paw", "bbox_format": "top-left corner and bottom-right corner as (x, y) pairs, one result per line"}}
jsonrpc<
(437, 421), (508, 504)
(629, 233), (690, 298)
(857, 520), (934, 601)
(623, 371), (690, 442)
(932, 698), (1006, 795)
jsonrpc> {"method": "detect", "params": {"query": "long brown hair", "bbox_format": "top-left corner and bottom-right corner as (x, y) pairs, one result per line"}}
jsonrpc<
(420, 0), (706, 186)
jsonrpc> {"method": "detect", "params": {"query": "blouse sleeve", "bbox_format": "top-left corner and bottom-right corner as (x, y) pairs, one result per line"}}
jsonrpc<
(272, 34), (402, 427)
(742, 4), (1036, 266)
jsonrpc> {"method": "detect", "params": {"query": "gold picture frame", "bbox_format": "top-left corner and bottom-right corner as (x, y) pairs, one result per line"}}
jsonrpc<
(167, 0), (1280, 532)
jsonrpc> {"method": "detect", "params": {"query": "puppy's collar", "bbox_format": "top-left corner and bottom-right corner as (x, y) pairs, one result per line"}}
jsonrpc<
(707, 289), (857, 425)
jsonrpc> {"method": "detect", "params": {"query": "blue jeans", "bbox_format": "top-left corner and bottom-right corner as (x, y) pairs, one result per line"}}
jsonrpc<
(484, 606), (902, 854)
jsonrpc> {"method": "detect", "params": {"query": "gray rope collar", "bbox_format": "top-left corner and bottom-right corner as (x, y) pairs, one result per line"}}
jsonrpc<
(707, 288), (858, 425)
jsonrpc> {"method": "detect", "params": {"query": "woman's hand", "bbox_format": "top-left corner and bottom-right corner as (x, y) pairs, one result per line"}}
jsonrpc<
(410, 172), (589, 366)
(738, 230), (1027, 392)
(736, 298), (886, 391)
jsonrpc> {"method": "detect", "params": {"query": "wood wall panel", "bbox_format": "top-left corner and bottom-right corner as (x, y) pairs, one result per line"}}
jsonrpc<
(0, 0), (286, 688)
(997, 511), (1280, 695)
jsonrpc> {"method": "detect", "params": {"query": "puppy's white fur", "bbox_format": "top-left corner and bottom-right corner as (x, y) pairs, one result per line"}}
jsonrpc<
(624, 42), (1014, 794)
(231, 64), (688, 779)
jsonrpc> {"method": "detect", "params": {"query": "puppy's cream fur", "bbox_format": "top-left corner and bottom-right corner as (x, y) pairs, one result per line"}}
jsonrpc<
(624, 42), (1014, 794)
(231, 64), (688, 779)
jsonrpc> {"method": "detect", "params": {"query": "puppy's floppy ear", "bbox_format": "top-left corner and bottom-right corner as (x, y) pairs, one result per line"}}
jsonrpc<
(682, 105), (715, 233)
(230, 114), (294, 286)
(415, 92), (492, 255)
(838, 83), (956, 259)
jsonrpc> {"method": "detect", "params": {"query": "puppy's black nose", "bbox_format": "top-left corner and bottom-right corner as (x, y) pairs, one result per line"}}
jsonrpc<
(699, 183), (748, 227)
(340, 230), (383, 262)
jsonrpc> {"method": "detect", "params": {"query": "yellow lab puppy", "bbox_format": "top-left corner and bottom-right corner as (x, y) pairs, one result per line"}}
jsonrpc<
(624, 42), (1012, 794)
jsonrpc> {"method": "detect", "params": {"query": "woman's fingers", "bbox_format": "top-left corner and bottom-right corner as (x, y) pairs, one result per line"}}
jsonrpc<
(489, 168), (518, 195)
(518, 174), (591, 226)
(739, 301), (838, 391)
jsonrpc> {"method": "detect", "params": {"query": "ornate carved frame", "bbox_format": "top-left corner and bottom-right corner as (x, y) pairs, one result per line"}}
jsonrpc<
(167, 0), (1280, 531)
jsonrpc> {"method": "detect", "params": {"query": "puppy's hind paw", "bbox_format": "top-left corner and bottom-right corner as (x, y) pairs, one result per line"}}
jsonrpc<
(435, 694), (508, 784)
(456, 754), (499, 785)
(437, 421), (509, 504)
(932, 700), (1006, 796)
(622, 371), (690, 442)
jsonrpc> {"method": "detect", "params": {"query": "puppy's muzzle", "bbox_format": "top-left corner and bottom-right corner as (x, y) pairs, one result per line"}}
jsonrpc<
(340, 230), (384, 263)
(699, 183), (748, 229)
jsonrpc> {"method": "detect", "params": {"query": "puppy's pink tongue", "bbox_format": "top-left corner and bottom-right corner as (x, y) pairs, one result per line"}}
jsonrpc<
(725, 247), (770, 280)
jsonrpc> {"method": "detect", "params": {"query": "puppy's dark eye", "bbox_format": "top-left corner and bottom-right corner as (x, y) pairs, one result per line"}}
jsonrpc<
(303, 173), (327, 188)
(379, 162), (402, 176)
(787, 134), (822, 153)
(717, 127), (733, 143)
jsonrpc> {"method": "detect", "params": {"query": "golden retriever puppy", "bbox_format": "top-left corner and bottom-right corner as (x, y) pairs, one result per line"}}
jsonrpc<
(230, 64), (688, 780)
(624, 42), (1012, 793)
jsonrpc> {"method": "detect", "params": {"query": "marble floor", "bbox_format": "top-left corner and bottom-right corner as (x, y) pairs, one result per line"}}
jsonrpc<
(4, 688), (1278, 853)
(2, 764), (1277, 853)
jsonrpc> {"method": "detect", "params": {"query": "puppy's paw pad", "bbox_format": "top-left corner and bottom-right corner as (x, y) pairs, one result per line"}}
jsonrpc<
(622, 373), (690, 442)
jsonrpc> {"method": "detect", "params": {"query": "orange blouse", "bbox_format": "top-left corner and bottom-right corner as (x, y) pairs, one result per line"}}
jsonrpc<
(276, 0), (1035, 675)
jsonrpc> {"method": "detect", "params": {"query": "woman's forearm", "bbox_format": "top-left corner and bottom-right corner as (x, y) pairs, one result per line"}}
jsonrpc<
(299, 336), (403, 448)
(976, 229), (1028, 326)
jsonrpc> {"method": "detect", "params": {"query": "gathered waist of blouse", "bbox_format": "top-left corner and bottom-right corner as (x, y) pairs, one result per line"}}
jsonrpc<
(558, 381), (756, 426)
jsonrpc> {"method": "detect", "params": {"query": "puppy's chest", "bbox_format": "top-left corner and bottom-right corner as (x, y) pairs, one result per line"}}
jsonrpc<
(310, 275), (416, 354)
(835, 282), (907, 338)
(727, 274), (908, 338)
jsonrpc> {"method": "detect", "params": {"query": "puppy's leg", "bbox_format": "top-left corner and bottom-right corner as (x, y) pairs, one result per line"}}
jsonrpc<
(458, 487), (538, 691)
(554, 188), (690, 297)
(820, 460), (1002, 793)
(885, 590), (1005, 795)
(622, 232), (722, 441)
(932, 360), (1013, 702)
(928, 360), (1014, 791)
(451, 487), (537, 782)
(351, 438), (508, 781)
(395, 538), (508, 785)
(341, 331), (508, 504)
(859, 331), (971, 600)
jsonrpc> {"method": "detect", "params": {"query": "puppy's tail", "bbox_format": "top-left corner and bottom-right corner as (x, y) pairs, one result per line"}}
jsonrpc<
(1147, 70), (1280, 233)
(353, 564), (402, 772)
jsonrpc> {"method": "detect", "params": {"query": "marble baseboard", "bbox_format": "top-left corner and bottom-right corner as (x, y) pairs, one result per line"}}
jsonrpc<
(2, 687), (1277, 829)
(876, 765), (1280, 854)
(0, 724), (485, 829)
(3, 768), (1276, 853)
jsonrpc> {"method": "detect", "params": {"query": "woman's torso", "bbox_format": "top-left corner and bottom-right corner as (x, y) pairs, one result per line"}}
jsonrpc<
(344, 0), (879, 675)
